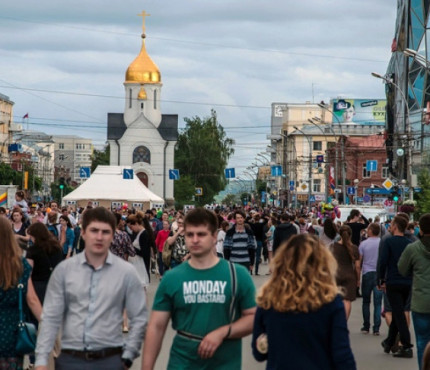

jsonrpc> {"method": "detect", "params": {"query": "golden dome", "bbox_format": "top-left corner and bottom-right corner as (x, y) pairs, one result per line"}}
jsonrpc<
(125, 34), (161, 84)
(137, 86), (147, 100)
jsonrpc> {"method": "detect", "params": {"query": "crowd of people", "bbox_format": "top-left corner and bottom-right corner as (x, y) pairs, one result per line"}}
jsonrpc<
(1, 193), (430, 369)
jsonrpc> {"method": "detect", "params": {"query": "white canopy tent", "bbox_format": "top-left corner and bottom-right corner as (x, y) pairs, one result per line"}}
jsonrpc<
(62, 166), (164, 210)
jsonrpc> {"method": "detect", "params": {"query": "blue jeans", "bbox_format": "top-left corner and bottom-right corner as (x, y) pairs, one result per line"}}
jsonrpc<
(157, 251), (165, 276)
(361, 271), (383, 332)
(412, 311), (430, 370)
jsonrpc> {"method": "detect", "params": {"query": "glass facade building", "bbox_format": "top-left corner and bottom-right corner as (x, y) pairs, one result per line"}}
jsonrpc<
(386, 0), (430, 181)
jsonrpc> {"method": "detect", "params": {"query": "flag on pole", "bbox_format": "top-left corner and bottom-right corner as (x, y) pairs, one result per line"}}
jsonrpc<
(329, 166), (336, 191)
(23, 113), (29, 119)
(0, 192), (7, 207)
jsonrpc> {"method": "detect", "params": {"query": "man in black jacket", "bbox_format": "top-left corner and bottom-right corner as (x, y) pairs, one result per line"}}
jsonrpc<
(378, 216), (413, 358)
(272, 214), (297, 255)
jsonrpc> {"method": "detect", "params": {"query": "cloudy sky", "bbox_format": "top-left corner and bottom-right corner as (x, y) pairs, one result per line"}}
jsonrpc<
(0, 0), (396, 177)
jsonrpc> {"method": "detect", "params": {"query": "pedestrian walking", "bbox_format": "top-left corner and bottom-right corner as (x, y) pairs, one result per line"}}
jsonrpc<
(331, 225), (360, 320)
(59, 215), (74, 259)
(0, 217), (42, 369)
(378, 215), (414, 359)
(223, 210), (256, 273)
(127, 212), (155, 285)
(319, 218), (338, 248)
(165, 215), (188, 269)
(272, 214), (297, 255)
(35, 207), (147, 370)
(346, 209), (369, 248)
(252, 234), (356, 370)
(357, 223), (383, 335)
(155, 220), (170, 275)
(398, 213), (430, 368)
(142, 208), (256, 370)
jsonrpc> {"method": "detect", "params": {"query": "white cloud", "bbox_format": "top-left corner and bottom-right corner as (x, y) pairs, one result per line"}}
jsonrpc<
(0, 0), (396, 172)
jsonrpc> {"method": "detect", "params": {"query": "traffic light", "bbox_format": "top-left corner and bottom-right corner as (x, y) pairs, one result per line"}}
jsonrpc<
(59, 177), (65, 190)
(391, 185), (400, 202)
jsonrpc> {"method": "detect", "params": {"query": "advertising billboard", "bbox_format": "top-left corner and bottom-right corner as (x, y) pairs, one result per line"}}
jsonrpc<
(331, 99), (386, 125)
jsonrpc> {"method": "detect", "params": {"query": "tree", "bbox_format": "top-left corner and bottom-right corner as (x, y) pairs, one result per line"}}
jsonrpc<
(415, 168), (430, 216)
(173, 175), (195, 209)
(222, 193), (238, 206)
(91, 143), (110, 172)
(0, 162), (41, 192)
(174, 110), (234, 205)
(50, 182), (74, 202)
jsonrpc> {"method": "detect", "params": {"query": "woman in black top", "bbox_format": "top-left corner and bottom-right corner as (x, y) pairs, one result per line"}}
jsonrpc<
(127, 212), (155, 284)
(11, 208), (29, 250)
(26, 222), (63, 303)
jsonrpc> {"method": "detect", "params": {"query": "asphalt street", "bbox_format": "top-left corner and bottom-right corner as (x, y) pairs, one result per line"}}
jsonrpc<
(131, 262), (418, 370)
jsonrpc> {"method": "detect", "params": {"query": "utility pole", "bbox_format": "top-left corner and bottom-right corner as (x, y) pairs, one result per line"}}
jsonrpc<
(294, 126), (312, 209)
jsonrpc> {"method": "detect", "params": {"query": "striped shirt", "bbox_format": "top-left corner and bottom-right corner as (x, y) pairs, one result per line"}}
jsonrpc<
(223, 228), (256, 264)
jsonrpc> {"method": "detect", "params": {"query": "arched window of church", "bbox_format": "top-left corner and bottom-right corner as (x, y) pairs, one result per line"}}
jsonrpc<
(154, 90), (157, 110)
(129, 89), (132, 108)
(133, 146), (151, 164)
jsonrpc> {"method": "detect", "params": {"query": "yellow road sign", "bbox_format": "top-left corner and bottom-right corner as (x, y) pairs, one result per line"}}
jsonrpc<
(382, 178), (393, 191)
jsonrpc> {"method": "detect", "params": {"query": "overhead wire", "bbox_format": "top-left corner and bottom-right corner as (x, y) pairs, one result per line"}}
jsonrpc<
(0, 15), (388, 63)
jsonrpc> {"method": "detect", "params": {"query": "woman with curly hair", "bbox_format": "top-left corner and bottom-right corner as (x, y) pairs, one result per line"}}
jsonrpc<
(331, 225), (360, 320)
(252, 234), (356, 370)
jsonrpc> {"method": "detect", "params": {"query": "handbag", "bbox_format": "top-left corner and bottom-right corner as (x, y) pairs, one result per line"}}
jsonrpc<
(15, 282), (37, 355)
(162, 240), (173, 267)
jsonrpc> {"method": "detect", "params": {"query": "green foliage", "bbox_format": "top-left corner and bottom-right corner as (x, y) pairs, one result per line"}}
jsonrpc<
(256, 179), (267, 193)
(50, 182), (74, 202)
(415, 168), (430, 216)
(0, 162), (20, 184)
(240, 192), (251, 205)
(174, 110), (234, 205)
(222, 193), (238, 206)
(174, 175), (195, 209)
(91, 143), (110, 172)
(0, 162), (42, 191)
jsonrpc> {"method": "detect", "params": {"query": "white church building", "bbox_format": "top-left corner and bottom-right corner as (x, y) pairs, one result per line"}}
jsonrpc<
(107, 12), (178, 205)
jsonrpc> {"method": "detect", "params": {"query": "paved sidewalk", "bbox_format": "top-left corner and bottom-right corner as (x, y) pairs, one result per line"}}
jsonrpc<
(132, 263), (417, 370)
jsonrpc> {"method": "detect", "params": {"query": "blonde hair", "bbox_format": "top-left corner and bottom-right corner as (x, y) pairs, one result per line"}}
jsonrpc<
(257, 234), (339, 313)
(0, 217), (23, 289)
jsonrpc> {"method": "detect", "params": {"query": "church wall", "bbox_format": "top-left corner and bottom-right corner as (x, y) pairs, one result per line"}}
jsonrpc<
(109, 141), (119, 165)
(119, 126), (166, 199)
(124, 83), (161, 128)
(165, 142), (176, 202)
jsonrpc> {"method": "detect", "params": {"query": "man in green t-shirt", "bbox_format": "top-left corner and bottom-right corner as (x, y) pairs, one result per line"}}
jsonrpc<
(142, 208), (256, 370)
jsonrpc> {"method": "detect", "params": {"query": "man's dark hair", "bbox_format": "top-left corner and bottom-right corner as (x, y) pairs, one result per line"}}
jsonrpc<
(368, 223), (381, 237)
(419, 213), (430, 234)
(82, 207), (116, 232)
(184, 208), (218, 234)
(234, 210), (246, 219)
(280, 213), (290, 222)
(396, 212), (410, 223)
(392, 215), (408, 233)
(350, 209), (360, 219)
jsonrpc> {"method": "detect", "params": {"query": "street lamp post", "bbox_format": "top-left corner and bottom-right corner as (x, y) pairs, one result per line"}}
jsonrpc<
(317, 104), (346, 203)
(371, 72), (413, 201)
(293, 126), (312, 209)
(313, 116), (340, 202)
(370, 184), (375, 206)
(308, 119), (330, 202)
(354, 178), (359, 205)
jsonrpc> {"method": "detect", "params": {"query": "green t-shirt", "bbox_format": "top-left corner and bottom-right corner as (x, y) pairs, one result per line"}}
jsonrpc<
(153, 259), (256, 369)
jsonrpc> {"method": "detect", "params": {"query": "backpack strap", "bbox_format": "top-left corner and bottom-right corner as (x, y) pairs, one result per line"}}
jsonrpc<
(228, 261), (237, 323)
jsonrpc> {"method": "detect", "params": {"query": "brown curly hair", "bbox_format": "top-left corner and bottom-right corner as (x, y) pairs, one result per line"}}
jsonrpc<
(257, 234), (339, 313)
